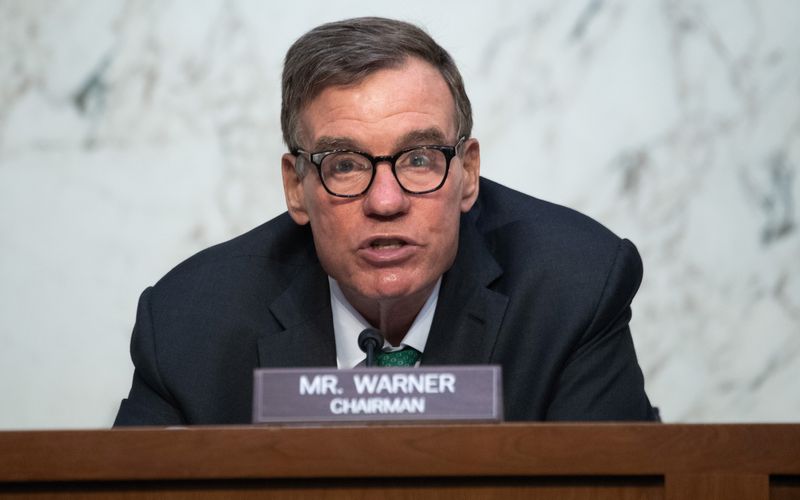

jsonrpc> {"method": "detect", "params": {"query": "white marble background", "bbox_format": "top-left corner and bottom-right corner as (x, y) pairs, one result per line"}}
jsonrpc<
(0, 0), (798, 428)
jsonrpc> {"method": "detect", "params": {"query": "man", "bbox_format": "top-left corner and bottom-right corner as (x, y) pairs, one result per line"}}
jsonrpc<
(115, 17), (658, 425)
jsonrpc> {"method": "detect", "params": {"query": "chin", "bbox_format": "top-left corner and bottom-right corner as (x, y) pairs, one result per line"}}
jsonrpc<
(364, 273), (434, 302)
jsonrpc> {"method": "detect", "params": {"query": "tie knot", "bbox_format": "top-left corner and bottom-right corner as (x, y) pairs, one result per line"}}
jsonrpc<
(376, 346), (420, 367)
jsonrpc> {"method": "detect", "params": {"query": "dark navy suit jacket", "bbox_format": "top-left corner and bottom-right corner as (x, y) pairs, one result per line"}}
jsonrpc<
(115, 178), (657, 425)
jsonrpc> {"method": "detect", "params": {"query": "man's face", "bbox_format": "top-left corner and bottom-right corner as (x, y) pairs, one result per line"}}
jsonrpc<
(282, 57), (480, 312)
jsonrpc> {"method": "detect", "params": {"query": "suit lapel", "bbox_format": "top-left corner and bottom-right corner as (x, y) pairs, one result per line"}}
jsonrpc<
(257, 260), (337, 368)
(422, 215), (508, 365)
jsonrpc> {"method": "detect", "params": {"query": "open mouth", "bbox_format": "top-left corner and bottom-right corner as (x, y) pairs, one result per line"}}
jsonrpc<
(369, 239), (406, 250)
(359, 236), (416, 264)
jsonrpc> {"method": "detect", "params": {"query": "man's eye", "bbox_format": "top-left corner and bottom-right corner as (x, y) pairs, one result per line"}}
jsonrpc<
(409, 154), (431, 167)
(332, 160), (357, 174)
(324, 154), (370, 176)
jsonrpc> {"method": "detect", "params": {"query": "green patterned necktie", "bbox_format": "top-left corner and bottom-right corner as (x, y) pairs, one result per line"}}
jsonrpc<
(375, 346), (421, 367)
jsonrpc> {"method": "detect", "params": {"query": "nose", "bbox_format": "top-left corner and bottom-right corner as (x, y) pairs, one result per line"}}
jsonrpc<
(362, 162), (410, 217)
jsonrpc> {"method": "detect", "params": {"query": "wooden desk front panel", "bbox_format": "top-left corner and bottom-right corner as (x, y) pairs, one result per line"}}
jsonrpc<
(0, 424), (797, 500)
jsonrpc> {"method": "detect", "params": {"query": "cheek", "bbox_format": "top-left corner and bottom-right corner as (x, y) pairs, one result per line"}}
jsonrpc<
(421, 199), (463, 265)
(304, 193), (360, 257)
(430, 178), (465, 232)
(310, 211), (348, 250)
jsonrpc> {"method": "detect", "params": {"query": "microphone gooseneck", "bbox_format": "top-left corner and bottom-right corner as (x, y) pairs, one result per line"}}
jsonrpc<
(357, 328), (384, 367)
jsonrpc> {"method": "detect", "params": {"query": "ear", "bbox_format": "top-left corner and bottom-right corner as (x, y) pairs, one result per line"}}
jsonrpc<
(281, 153), (310, 225)
(459, 138), (481, 212)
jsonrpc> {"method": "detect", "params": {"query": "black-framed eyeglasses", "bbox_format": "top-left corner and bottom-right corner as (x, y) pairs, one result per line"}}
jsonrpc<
(292, 136), (467, 198)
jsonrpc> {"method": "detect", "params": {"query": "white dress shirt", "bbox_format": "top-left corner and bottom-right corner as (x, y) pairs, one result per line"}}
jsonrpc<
(329, 276), (441, 368)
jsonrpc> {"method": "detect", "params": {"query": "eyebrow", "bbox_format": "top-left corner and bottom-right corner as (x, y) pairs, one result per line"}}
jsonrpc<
(311, 136), (359, 152)
(394, 128), (449, 149)
(311, 127), (451, 154)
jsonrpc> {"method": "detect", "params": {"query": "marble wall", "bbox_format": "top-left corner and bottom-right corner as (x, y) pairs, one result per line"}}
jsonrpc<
(0, 0), (797, 428)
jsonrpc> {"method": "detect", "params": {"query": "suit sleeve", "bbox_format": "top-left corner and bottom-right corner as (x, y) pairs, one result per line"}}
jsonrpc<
(545, 239), (659, 421)
(113, 287), (187, 426)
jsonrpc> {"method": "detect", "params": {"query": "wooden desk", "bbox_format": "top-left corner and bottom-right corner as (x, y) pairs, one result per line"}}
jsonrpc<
(1, 424), (798, 499)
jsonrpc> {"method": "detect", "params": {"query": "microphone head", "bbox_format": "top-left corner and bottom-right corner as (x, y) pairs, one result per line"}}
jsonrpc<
(357, 328), (384, 354)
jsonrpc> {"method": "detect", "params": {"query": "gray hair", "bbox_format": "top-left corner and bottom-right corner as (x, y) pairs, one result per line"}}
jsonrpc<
(281, 17), (473, 153)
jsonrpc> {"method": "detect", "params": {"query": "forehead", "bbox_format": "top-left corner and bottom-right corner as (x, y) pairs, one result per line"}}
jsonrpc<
(300, 57), (457, 152)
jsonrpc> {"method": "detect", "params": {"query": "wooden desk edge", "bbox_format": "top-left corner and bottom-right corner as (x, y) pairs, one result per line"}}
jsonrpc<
(1, 423), (798, 482)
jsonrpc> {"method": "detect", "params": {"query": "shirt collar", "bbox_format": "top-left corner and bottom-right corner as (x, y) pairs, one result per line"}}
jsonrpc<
(329, 277), (441, 368)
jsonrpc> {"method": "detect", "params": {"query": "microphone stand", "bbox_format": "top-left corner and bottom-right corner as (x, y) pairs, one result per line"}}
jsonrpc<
(358, 328), (385, 367)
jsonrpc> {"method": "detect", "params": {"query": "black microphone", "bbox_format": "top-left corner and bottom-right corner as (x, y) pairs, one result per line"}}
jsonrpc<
(357, 328), (384, 367)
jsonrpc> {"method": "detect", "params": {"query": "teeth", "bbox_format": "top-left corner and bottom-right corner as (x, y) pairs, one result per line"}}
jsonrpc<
(371, 240), (403, 249)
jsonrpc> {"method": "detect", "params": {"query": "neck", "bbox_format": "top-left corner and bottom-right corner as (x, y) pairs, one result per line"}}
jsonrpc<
(375, 300), (419, 346)
(342, 285), (436, 346)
